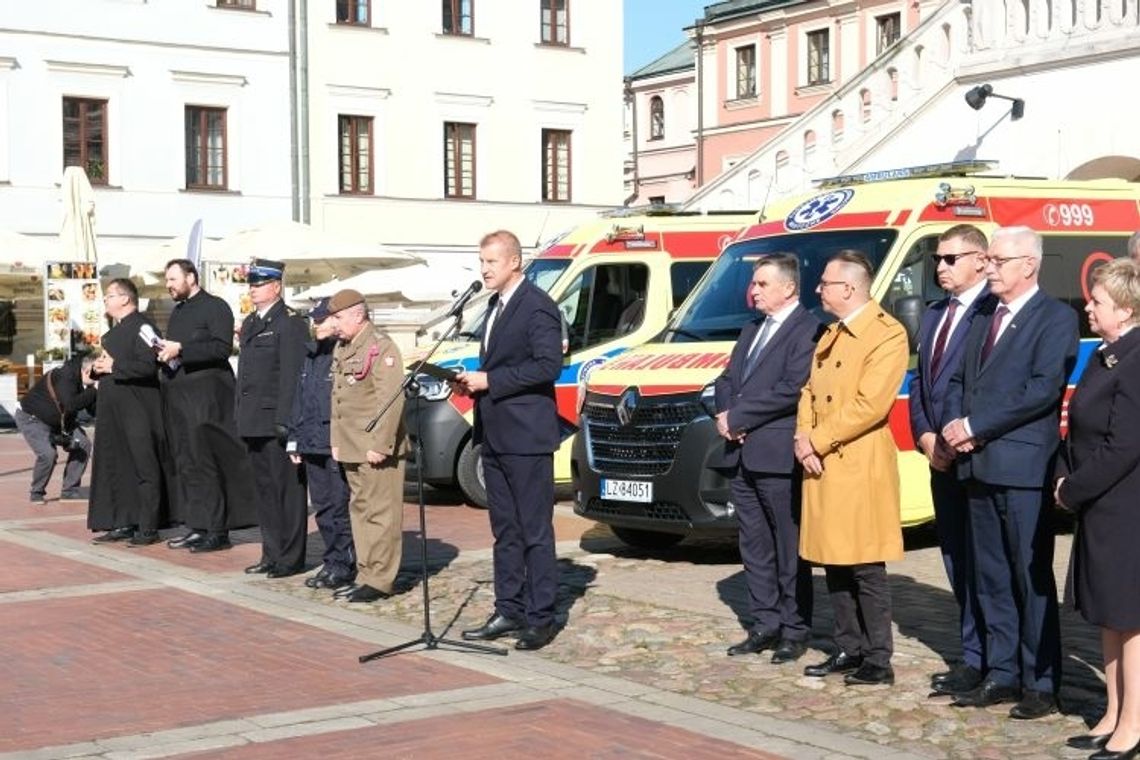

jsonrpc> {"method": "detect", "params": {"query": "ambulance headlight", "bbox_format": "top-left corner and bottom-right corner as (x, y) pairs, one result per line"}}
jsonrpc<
(699, 382), (718, 418)
(415, 374), (452, 401)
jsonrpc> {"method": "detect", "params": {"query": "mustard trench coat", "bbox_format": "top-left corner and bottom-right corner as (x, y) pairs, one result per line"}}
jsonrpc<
(796, 304), (909, 565)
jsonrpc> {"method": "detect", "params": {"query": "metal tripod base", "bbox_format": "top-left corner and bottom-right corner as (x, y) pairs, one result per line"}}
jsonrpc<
(359, 632), (507, 662)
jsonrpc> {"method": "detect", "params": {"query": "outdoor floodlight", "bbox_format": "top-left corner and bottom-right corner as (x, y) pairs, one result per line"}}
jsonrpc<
(964, 84), (1025, 120)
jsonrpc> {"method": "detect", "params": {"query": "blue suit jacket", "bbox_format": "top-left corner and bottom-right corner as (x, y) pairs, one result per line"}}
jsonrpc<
(907, 289), (993, 444)
(472, 277), (564, 455)
(713, 304), (821, 473)
(945, 289), (1079, 488)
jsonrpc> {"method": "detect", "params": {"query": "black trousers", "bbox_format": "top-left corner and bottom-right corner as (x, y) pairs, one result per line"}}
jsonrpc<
(303, 453), (355, 577)
(824, 562), (893, 667)
(482, 450), (558, 628)
(245, 436), (308, 571)
(732, 470), (812, 640)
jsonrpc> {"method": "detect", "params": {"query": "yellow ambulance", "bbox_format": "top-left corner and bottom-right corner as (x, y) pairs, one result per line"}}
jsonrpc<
(571, 162), (1140, 548)
(405, 210), (753, 507)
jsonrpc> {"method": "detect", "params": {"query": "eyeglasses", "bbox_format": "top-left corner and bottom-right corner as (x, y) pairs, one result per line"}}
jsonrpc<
(981, 255), (1031, 268)
(931, 251), (982, 266)
(817, 279), (851, 289)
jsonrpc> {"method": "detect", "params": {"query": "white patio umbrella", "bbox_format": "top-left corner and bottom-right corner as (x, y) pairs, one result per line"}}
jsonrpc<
(211, 220), (423, 285)
(293, 256), (480, 305)
(59, 166), (98, 263)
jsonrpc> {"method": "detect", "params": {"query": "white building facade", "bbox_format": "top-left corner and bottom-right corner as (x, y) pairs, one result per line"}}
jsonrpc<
(0, 0), (295, 258)
(303, 0), (625, 256)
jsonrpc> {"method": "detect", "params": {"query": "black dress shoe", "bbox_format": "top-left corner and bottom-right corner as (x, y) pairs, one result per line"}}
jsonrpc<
(167, 531), (204, 549)
(333, 583), (360, 598)
(462, 613), (525, 641)
(127, 531), (160, 546)
(727, 630), (780, 656)
(930, 664), (983, 695)
(1009, 689), (1057, 720)
(1066, 733), (1112, 751)
(845, 662), (895, 686)
(189, 534), (232, 553)
(316, 572), (356, 590)
(515, 624), (557, 650)
(245, 561), (273, 575)
(804, 651), (863, 677)
(344, 584), (389, 603)
(266, 565), (304, 579)
(92, 526), (134, 543)
(304, 568), (331, 588)
(1091, 738), (1140, 760)
(770, 639), (808, 664)
(951, 678), (1020, 708)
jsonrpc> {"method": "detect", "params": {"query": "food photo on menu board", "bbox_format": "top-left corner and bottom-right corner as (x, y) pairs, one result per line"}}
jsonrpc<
(44, 261), (105, 356)
(204, 262), (254, 321)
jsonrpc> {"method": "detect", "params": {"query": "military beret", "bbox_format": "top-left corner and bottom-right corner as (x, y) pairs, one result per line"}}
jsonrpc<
(248, 258), (285, 284)
(328, 288), (366, 314)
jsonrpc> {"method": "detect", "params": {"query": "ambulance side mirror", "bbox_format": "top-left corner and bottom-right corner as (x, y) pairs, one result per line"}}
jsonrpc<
(892, 295), (924, 354)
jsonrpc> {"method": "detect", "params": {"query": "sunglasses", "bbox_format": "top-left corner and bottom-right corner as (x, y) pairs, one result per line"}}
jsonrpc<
(930, 251), (983, 266)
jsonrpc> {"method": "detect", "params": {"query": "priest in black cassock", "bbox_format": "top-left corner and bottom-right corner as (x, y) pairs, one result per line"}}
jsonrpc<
(157, 258), (256, 553)
(87, 278), (166, 545)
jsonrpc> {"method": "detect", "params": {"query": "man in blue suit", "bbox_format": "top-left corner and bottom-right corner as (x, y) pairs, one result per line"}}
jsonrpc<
(943, 226), (1078, 719)
(456, 230), (564, 651)
(907, 224), (992, 696)
(714, 253), (820, 664)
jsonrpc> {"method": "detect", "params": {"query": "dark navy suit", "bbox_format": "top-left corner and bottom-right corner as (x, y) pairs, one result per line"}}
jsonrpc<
(474, 278), (564, 628)
(945, 289), (1078, 693)
(714, 304), (820, 641)
(908, 289), (992, 673)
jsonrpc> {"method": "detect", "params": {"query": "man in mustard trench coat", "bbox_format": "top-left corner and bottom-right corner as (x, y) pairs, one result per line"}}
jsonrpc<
(327, 289), (407, 604)
(794, 251), (909, 686)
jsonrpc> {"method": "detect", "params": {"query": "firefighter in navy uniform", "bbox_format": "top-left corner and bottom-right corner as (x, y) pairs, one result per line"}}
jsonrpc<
(235, 258), (310, 574)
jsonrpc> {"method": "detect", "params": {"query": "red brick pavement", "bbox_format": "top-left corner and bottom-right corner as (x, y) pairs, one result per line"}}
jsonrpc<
(181, 699), (785, 759)
(0, 588), (497, 753)
(0, 539), (130, 592)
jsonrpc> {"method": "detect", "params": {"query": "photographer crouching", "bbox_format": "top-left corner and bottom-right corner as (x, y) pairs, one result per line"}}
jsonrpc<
(14, 353), (97, 504)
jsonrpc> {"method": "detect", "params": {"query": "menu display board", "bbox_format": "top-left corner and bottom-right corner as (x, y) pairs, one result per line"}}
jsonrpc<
(204, 261), (255, 321)
(44, 261), (104, 357)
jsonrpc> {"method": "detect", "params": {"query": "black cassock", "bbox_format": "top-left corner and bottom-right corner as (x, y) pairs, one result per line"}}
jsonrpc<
(88, 311), (166, 533)
(162, 289), (256, 531)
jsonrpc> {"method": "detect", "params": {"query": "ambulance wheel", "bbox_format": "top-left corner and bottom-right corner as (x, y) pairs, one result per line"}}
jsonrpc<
(610, 527), (684, 550)
(456, 440), (488, 509)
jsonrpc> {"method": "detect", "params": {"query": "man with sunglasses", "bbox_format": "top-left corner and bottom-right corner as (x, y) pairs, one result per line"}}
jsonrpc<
(908, 225), (993, 697)
(942, 227), (1078, 719)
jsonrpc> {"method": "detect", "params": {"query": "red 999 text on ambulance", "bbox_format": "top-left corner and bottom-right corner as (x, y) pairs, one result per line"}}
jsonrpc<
(403, 209), (753, 508)
(571, 162), (1140, 549)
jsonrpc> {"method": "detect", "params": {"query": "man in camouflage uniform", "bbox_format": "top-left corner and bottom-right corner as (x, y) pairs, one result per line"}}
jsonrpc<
(327, 288), (407, 603)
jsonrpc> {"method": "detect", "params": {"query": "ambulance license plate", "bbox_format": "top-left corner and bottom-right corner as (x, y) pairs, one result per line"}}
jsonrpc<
(601, 478), (653, 503)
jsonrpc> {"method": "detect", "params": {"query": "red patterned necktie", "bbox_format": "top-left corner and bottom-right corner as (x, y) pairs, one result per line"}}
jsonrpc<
(929, 298), (959, 377)
(980, 305), (1009, 364)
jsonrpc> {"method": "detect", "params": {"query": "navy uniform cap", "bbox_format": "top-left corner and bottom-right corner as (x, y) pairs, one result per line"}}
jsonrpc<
(309, 297), (332, 322)
(248, 258), (285, 284)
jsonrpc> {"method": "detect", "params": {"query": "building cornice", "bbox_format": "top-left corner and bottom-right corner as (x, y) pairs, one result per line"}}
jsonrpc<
(434, 92), (493, 108)
(328, 83), (392, 100)
(45, 60), (131, 78)
(170, 70), (248, 87)
(532, 99), (588, 115)
(0, 57), (17, 71)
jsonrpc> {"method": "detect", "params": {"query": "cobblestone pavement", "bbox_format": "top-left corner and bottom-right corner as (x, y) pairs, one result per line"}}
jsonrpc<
(0, 430), (1107, 758)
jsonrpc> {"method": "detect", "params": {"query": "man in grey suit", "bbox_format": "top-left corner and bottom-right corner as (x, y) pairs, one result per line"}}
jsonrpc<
(714, 253), (820, 663)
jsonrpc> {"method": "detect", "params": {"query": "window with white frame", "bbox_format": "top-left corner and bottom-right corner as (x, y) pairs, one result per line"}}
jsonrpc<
(877, 13), (901, 54)
(806, 29), (830, 86)
(649, 96), (664, 140)
(444, 122), (476, 198)
(735, 45), (757, 98)
(338, 115), (373, 194)
(443, 0), (473, 35)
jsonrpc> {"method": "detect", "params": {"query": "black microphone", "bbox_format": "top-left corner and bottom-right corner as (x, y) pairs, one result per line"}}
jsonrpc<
(446, 280), (483, 317)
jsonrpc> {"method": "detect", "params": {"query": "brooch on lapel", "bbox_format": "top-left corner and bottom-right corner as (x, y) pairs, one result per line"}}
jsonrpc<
(1103, 353), (1119, 369)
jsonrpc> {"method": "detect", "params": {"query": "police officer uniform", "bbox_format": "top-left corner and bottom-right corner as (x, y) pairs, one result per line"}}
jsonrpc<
(328, 288), (406, 602)
(235, 258), (310, 573)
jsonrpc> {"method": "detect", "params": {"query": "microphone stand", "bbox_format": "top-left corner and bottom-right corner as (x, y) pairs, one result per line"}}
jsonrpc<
(359, 304), (506, 663)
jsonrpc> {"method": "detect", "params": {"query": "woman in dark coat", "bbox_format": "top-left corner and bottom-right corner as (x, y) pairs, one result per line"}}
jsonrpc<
(87, 278), (166, 545)
(1055, 258), (1140, 758)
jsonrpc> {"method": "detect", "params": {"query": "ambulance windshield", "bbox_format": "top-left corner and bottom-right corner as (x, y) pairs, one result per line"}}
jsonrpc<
(663, 229), (897, 343)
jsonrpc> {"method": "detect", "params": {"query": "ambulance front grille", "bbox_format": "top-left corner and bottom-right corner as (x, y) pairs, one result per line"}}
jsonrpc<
(582, 393), (700, 477)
